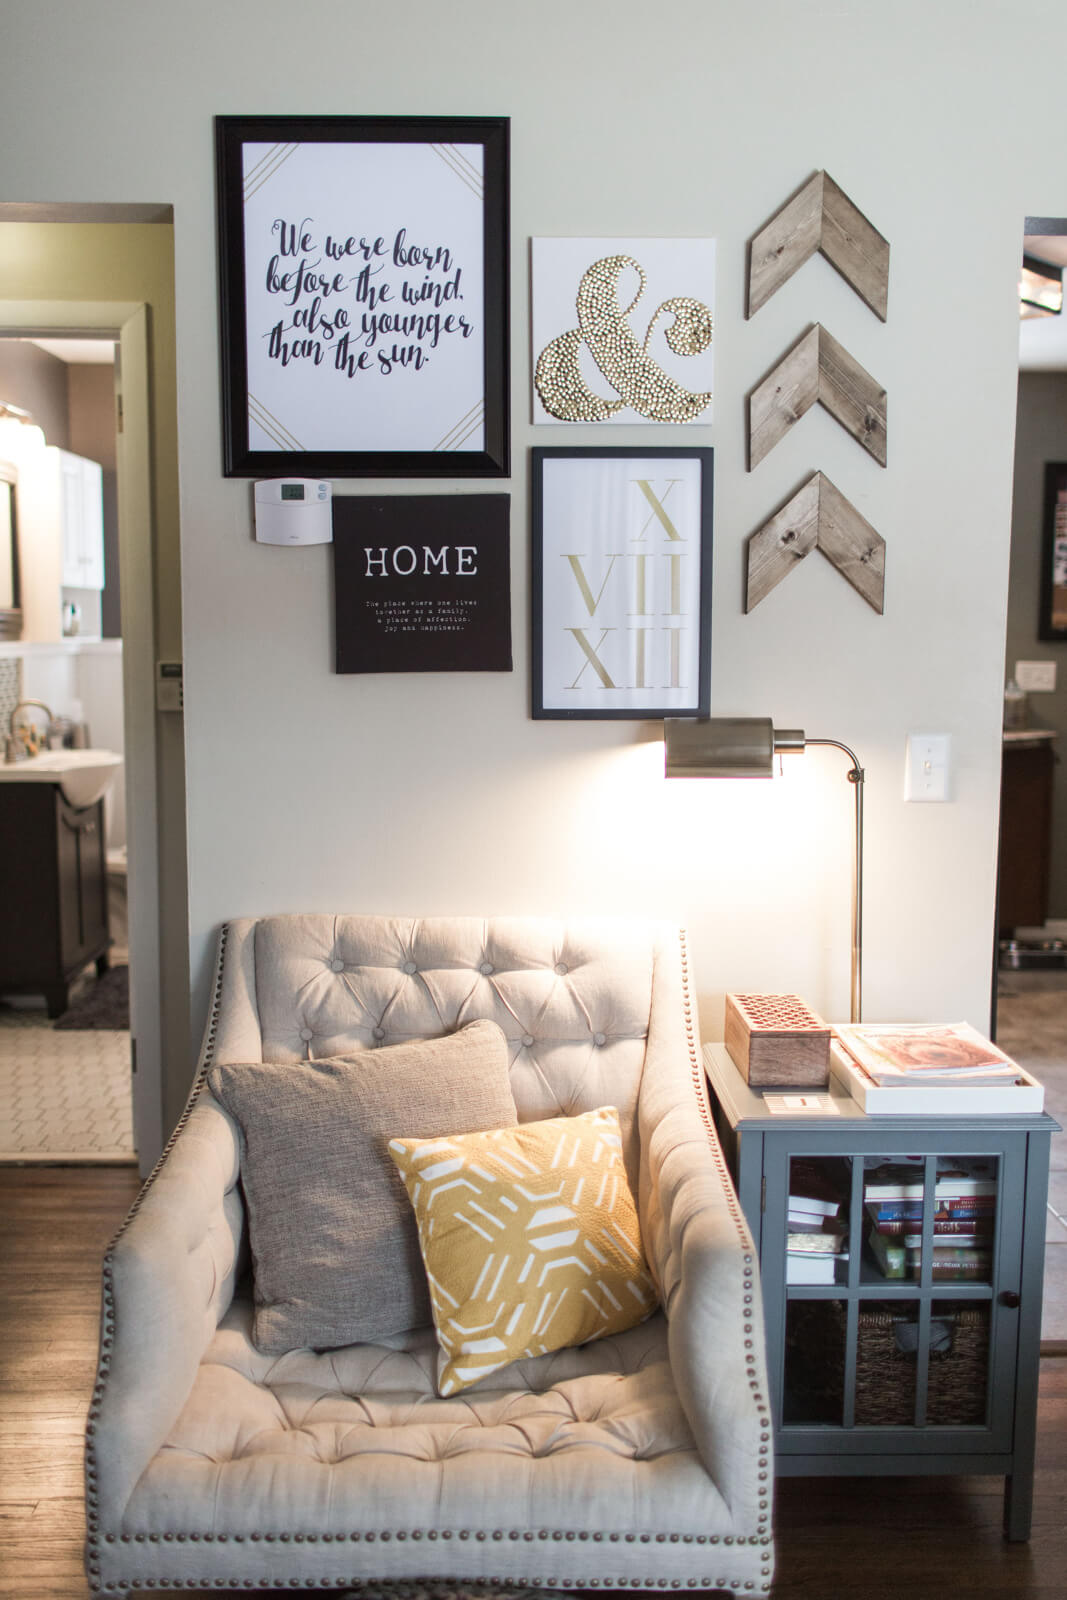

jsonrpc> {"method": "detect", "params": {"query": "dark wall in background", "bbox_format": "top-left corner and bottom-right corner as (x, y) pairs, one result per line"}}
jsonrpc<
(1006, 371), (1067, 919)
(0, 340), (69, 448)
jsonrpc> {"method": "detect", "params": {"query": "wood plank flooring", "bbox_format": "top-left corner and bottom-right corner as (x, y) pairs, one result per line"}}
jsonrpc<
(2, 1166), (1065, 1599)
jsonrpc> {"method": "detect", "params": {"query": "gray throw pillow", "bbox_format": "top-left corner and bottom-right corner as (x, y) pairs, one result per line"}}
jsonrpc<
(207, 1019), (517, 1353)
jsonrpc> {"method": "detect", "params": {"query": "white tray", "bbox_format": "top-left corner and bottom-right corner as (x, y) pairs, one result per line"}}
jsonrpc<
(830, 1043), (1045, 1115)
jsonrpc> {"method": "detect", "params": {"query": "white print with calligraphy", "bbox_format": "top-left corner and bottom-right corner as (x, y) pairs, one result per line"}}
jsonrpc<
(242, 141), (486, 455)
(531, 238), (715, 425)
(538, 454), (708, 715)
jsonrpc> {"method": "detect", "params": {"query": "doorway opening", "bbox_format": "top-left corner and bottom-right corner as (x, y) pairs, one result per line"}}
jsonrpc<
(995, 215), (1067, 1350)
(0, 332), (133, 1160)
(0, 204), (188, 1176)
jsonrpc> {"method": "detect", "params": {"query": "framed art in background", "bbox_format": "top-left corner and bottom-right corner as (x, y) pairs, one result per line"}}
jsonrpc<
(532, 447), (713, 719)
(333, 495), (511, 674)
(1039, 461), (1067, 641)
(215, 114), (509, 477)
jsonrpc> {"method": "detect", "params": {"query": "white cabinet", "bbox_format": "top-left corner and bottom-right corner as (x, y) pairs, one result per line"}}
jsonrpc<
(59, 450), (104, 592)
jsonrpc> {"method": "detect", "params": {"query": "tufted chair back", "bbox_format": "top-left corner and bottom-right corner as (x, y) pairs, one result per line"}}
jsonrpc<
(206, 914), (671, 1184)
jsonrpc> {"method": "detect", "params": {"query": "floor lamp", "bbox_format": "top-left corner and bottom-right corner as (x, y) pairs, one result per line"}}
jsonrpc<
(664, 717), (865, 1023)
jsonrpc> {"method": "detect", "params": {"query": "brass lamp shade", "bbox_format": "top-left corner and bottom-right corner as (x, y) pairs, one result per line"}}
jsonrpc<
(664, 717), (805, 778)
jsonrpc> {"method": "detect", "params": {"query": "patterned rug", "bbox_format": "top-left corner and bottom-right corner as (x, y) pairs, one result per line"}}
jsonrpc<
(54, 963), (129, 1030)
(0, 1001), (134, 1161)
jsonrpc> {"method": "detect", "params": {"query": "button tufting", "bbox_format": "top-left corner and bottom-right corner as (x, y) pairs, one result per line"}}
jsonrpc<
(403, 961), (417, 975)
(299, 1027), (313, 1042)
(373, 1026), (385, 1040)
(554, 962), (568, 976)
(522, 1034), (535, 1047)
(479, 961), (494, 976)
(594, 1032), (606, 1046)
(330, 959), (345, 973)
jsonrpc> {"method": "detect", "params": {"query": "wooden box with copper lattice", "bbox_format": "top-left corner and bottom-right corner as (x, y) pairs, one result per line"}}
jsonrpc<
(724, 993), (831, 1088)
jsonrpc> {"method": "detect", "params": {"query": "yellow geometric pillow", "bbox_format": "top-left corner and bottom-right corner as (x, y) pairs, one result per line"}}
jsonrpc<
(387, 1105), (657, 1395)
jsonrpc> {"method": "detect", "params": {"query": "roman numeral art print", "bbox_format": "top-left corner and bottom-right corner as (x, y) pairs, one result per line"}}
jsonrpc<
(532, 447), (712, 719)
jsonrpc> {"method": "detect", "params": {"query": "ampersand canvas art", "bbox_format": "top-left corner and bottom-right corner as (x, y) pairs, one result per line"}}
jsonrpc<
(531, 238), (715, 426)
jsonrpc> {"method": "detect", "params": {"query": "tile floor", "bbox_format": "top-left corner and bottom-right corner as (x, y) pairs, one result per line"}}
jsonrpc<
(0, 986), (134, 1162)
(994, 967), (1067, 1343)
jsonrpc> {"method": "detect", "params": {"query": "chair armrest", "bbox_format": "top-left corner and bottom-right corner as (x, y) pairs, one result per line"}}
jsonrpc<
(88, 1094), (244, 1529)
(638, 934), (772, 1533)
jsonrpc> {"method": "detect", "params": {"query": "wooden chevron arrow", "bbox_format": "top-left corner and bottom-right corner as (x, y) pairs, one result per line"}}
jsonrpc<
(746, 472), (885, 613)
(747, 171), (890, 321)
(748, 324), (887, 469)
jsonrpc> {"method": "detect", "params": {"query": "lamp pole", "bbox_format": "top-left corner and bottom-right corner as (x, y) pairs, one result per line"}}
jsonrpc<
(802, 738), (864, 1023)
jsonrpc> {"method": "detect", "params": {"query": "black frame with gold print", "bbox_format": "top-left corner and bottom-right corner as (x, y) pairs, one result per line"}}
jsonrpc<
(531, 445), (713, 720)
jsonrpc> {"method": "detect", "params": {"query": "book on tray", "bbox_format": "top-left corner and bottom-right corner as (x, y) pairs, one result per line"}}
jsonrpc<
(833, 1021), (1021, 1089)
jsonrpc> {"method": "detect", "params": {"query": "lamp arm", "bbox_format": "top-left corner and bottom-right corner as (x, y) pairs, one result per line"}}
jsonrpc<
(802, 738), (864, 1024)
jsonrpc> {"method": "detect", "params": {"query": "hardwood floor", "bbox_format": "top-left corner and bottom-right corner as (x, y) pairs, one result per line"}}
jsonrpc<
(2, 1166), (1065, 1599)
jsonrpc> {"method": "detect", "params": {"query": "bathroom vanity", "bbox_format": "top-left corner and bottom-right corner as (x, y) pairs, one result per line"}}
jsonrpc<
(0, 756), (119, 1017)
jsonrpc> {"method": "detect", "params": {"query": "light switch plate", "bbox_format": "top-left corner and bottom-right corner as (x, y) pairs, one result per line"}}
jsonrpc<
(1015, 660), (1057, 693)
(905, 733), (950, 802)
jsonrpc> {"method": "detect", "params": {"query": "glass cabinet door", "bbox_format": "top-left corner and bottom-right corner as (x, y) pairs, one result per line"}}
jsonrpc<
(764, 1136), (1025, 1452)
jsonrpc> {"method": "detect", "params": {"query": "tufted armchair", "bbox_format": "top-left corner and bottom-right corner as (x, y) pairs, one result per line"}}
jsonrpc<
(86, 915), (773, 1596)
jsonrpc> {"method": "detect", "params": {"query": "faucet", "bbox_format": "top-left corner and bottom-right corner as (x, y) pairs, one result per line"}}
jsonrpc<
(5, 700), (54, 763)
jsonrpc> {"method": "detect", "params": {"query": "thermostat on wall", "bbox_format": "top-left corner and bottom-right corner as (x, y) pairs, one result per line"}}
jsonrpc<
(254, 479), (333, 545)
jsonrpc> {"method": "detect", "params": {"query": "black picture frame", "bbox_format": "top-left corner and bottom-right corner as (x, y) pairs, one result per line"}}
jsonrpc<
(332, 494), (512, 674)
(215, 114), (509, 478)
(531, 446), (713, 719)
(1039, 461), (1067, 642)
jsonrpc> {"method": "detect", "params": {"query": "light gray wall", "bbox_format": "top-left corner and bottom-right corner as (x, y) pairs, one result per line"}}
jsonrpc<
(4, 0), (1064, 1115)
(1006, 372), (1067, 917)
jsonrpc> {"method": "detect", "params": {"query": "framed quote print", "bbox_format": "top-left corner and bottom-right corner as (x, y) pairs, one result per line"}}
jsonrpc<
(215, 114), (509, 477)
(532, 446), (713, 719)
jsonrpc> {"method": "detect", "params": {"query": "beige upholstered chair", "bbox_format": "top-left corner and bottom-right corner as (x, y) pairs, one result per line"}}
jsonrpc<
(86, 915), (773, 1595)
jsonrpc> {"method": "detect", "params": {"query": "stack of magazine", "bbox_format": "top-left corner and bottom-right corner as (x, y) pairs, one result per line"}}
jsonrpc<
(834, 1022), (1019, 1087)
(863, 1157), (995, 1281)
(829, 1021), (1041, 1113)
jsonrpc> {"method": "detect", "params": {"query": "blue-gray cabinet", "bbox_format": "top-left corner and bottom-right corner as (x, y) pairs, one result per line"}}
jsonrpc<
(703, 1043), (1058, 1541)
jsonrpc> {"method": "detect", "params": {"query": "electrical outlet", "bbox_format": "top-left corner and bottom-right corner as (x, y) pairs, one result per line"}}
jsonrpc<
(905, 733), (951, 802)
(1015, 660), (1057, 693)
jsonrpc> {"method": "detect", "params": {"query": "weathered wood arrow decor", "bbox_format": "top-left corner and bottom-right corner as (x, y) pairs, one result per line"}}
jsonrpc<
(748, 324), (887, 469)
(746, 472), (885, 613)
(747, 171), (890, 321)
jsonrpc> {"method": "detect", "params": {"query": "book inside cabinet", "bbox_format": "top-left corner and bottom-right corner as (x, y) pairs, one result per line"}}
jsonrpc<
(782, 1151), (1002, 1429)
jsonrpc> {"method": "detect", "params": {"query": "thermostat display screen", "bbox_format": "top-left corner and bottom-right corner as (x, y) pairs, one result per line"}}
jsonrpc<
(280, 483), (305, 501)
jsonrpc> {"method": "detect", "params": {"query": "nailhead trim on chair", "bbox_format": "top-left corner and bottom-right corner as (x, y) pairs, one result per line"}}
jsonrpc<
(677, 927), (773, 1540)
(86, 923), (774, 1597)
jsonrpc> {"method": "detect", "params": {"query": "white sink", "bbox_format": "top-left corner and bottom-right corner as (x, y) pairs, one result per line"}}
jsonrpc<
(0, 749), (123, 808)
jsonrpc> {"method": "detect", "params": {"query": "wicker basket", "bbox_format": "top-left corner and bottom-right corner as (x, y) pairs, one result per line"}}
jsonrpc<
(785, 1301), (989, 1427)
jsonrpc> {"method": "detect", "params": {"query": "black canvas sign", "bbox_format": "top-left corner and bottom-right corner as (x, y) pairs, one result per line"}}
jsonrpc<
(333, 494), (511, 673)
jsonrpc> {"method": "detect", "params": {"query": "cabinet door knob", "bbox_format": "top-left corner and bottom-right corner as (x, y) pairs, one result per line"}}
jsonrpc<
(998, 1290), (1021, 1309)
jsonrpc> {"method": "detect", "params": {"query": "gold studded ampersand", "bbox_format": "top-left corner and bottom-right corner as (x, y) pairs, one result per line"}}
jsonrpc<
(535, 255), (713, 423)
